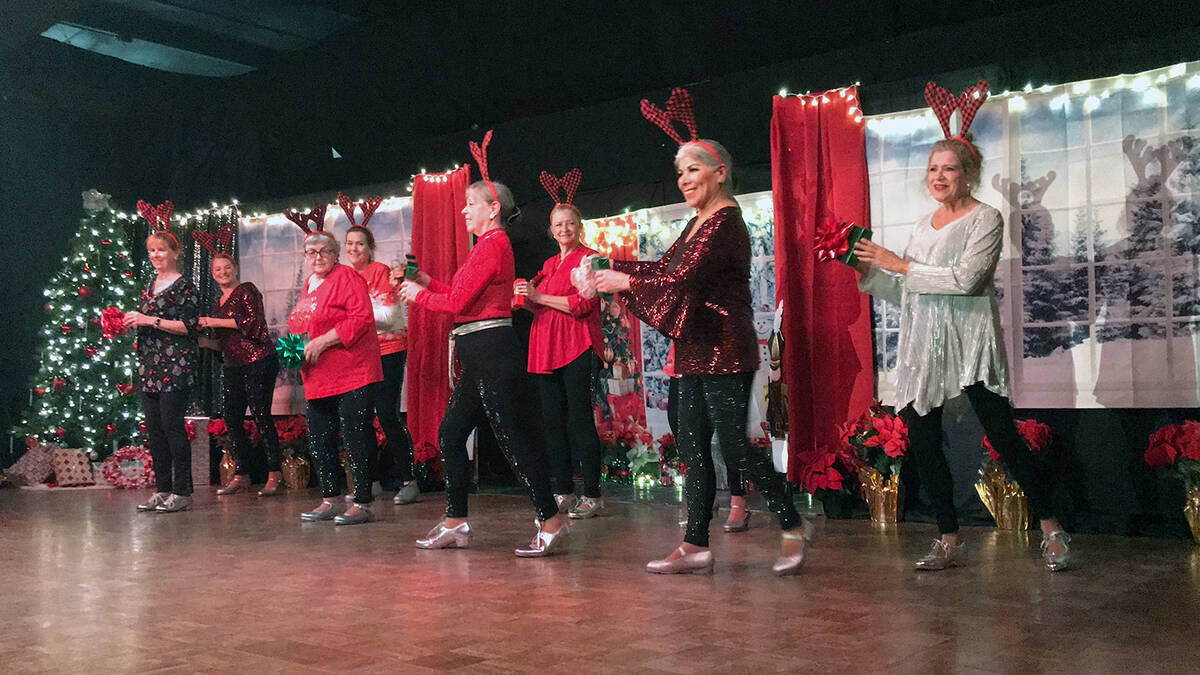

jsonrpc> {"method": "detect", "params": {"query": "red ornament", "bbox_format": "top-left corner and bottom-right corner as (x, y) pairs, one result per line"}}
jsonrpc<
(45, 303), (52, 311)
(78, 285), (91, 298)
(52, 377), (67, 391)
(55, 428), (66, 438)
(105, 424), (116, 435)
(137, 421), (148, 434)
(85, 345), (98, 357)
(60, 324), (72, 335)
(26, 436), (38, 449)
(117, 382), (134, 395)
(118, 253), (127, 259)
(83, 265), (91, 272)
(124, 271), (134, 277)
(90, 316), (102, 326)
(101, 239), (112, 245)
(33, 386), (47, 397)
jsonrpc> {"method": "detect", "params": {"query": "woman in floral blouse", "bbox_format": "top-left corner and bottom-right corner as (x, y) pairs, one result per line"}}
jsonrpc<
(124, 229), (200, 513)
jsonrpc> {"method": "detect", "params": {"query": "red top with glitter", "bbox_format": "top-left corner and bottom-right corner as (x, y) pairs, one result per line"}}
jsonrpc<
(286, 264), (382, 399)
(613, 206), (758, 376)
(415, 228), (514, 324)
(210, 282), (272, 367)
(526, 244), (602, 374)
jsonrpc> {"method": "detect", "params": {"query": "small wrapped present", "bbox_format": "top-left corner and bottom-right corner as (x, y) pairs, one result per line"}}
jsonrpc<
(814, 220), (871, 266)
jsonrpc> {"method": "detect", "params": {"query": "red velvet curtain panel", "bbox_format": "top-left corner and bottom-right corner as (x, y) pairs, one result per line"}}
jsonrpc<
(407, 166), (471, 462)
(770, 87), (875, 483)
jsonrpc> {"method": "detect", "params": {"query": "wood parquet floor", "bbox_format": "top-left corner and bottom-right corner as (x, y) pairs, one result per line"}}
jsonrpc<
(1, 486), (1198, 674)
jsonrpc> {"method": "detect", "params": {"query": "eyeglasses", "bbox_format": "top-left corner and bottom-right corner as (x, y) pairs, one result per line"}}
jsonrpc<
(303, 249), (334, 259)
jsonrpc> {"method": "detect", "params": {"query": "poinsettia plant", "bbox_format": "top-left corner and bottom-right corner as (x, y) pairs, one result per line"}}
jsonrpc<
(840, 401), (908, 480)
(600, 414), (656, 485)
(1144, 421), (1200, 489)
(274, 416), (307, 455)
(657, 432), (683, 486)
(980, 418), (1051, 478)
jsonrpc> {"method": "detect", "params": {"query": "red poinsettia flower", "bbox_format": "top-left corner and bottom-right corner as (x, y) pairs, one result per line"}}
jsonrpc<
(657, 433), (676, 452)
(244, 421), (260, 444)
(796, 447), (844, 494)
(1180, 421), (1200, 461)
(864, 414), (908, 458)
(1145, 424), (1185, 468)
(206, 419), (228, 436)
(1016, 419), (1053, 453)
(275, 416), (307, 442)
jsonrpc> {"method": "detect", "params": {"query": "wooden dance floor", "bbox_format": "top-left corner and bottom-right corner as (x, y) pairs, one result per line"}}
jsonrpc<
(2, 486), (1198, 673)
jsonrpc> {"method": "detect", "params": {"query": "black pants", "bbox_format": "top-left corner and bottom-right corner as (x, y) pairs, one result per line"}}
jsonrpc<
(677, 373), (799, 547)
(900, 382), (1055, 534)
(306, 385), (374, 504)
(538, 351), (603, 498)
(440, 327), (557, 521)
(223, 355), (281, 474)
(371, 350), (415, 488)
(140, 389), (193, 495)
(668, 376), (744, 497)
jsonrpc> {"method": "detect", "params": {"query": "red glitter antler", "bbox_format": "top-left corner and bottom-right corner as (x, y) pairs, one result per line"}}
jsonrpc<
(640, 88), (699, 145)
(337, 193), (384, 229)
(136, 200), (175, 234)
(924, 80), (989, 140)
(468, 130), (500, 203)
(192, 223), (236, 256)
(539, 168), (582, 206)
(283, 204), (328, 235)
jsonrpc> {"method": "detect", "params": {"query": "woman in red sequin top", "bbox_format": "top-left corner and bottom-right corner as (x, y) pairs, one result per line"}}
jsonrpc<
(514, 204), (605, 518)
(198, 254), (281, 497)
(398, 179), (570, 557)
(595, 139), (812, 575)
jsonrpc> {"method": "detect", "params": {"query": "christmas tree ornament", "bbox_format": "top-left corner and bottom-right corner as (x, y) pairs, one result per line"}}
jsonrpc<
(53, 377), (67, 390)
(60, 324), (72, 335)
(116, 382), (134, 395)
(83, 265), (91, 273)
(55, 428), (66, 438)
(85, 345), (98, 357)
(90, 316), (101, 326)
(33, 386), (47, 397)
(81, 188), (112, 212)
(78, 285), (91, 298)
(105, 424), (115, 435)
(100, 239), (112, 245)
(26, 436), (38, 449)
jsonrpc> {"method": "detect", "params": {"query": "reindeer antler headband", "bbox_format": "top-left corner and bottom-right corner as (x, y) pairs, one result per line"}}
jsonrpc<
(192, 223), (236, 257)
(469, 130), (500, 205)
(640, 88), (721, 163)
(924, 80), (989, 159)
(337, 192), (384, 230)
(283, 203), (329, 241)
(539, 168), (582, 207)
(137, 200), (177, 244)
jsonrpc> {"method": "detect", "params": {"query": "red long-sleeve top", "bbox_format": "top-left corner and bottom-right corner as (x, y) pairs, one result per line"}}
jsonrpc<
(613, 206), (758, 375)
(414, 228), (514, 323)
(526, 244), (603, 374)
(354, 261), (407, 356)
(286, 263), (383, 400)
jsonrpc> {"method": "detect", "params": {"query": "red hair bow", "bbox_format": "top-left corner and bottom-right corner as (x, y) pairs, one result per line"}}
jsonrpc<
(539, 169), (582, 206)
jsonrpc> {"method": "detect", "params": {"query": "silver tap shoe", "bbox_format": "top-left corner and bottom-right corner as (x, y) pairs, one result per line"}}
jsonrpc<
(514, 521), (571, 557)
(554, 494), (577, 513)
(334, 503), (376, 525)
(1041, 531), (1071, 572)
(137, 492), (170, 512)
(772, 515), (821, 575)
(300, 500), (341, 522)
(216, 475), (251, 495)
(568, 497), (604, 519)
(416, 520), (472, 549)
(914, 539), (968, 570)
(646, 546), (714, 574)
(155, 494), (192, 513)
(393, 482), (420, 505)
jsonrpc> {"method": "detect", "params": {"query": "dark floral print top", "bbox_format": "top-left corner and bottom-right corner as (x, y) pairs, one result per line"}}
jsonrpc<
(135, 275), (200, 393)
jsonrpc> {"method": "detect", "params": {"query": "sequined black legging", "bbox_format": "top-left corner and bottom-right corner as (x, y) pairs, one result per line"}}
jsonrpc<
(440, 326), (558, 521)
(223, 354), (281, 474)
(537, 351), (603, 498)
(306, 385), (374, 504)
(677, 372), (800, 547)
(668, 376), (744, 497)
(900, 382), (1055, 534)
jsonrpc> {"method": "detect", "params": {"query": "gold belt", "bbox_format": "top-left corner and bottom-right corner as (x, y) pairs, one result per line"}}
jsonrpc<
(448, 318), (513, 387)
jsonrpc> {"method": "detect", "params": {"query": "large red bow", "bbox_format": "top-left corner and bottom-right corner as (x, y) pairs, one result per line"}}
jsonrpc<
(814, 219), (857, 262)
(640, 88), (699, 145)
(924, 80), (989, 139)
(539, 168), (582, 205)
(337, 193), (384, 229)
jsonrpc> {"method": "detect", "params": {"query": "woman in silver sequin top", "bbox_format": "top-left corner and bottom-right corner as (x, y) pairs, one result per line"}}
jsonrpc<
(854, 134), (1071, 572)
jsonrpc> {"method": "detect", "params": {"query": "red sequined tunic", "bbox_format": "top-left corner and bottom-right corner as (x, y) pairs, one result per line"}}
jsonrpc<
(526, 244), (603, 374)
(210, 282), (272, 367)
(415, 228), (514, 323)
(613, 206), (758, 375)
(286, 264), (383, 400)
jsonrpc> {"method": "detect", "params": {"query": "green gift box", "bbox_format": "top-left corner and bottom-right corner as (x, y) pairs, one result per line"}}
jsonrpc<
(590, 256), (612, 299)
(403, 253), (419, 280)
(838, 226), (872, 266)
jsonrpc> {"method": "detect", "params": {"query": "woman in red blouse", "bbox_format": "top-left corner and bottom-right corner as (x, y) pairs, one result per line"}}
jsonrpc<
(198, 254), (282, 497)
(286, 231), (383, 525)
(514, 204), (605, 518)
(398, 180), (570, 556)
(345, 226), (418, 505)
(595, 139), (813, 575)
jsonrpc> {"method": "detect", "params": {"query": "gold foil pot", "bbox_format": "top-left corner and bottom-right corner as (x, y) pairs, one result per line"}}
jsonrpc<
(1185, 486), (1200, 545)
(218, 450), (237, 487)
(975, 462), (1030, 531)
(858, 466), (902, 524)
(281, 451), (310, 490)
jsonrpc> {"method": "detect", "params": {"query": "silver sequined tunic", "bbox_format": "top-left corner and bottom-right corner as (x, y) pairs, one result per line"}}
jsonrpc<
(858, 202), (1009, 416)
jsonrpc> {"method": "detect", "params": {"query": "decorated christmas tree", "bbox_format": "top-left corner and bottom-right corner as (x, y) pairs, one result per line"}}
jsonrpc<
(16, 189), (142, 459)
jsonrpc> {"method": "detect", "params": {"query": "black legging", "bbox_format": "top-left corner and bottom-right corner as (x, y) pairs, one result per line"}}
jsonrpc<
(668, 376), (744, 497)
(538, 351), (603, 498)
(372, 350), (415, 487)
(307, 385), (374, 504)
(223, 355), (281, 474)
(140, 389), (193, 495)
(677, 373), (799, 547)
(440, 326), (557, 521)
(900, 382), (1056, 534)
